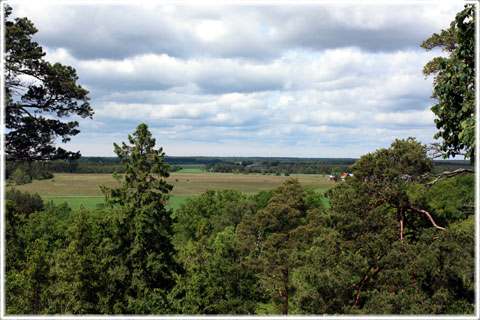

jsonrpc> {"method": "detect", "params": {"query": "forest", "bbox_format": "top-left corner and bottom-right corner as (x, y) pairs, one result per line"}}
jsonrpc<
(5, 129), (476, 314)
(3, 4), (477, 316)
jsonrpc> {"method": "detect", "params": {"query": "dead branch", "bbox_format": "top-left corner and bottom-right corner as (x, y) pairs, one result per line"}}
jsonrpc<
(420, 168), (474, 188)
(427, 143), (468, 159)
(398, 206), (405, 240)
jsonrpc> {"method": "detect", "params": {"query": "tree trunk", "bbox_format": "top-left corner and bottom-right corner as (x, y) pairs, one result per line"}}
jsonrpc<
(282, 285), (288, 315)
(282, 269), (289, 315)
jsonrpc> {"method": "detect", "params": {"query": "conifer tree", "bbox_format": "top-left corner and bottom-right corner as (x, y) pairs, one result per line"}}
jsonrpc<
(101, 123), (179, 313)
(236, 178), (323, 314)
(4, 5), (93, 161)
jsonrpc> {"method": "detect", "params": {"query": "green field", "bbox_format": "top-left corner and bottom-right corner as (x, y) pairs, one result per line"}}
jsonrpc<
(43, 197), (105, 211)
(43, 195), (195, 211)
(10, 172), (333, 212)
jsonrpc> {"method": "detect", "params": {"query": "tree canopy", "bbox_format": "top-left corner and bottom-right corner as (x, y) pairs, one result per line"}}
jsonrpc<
(422, 5), (475, 161)
(4, 5), (93, 161)
(236, 179), (325, 314)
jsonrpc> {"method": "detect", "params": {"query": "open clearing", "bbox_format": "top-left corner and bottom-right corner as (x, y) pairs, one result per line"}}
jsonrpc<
(10, 172), (334, 211)
(9, 172), (334, 197)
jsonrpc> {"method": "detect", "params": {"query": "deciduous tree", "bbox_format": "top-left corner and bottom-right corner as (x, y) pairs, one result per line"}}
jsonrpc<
(173, 226), (265, 314)
(422, 5), (475, 161)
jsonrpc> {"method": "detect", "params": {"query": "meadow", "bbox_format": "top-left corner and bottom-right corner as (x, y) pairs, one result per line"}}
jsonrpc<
(10, 171), (334, 211)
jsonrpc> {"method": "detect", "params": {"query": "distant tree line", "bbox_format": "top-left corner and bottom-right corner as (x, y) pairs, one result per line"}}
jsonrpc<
(6, 156), (473, 186)
(208, 163), (352, 175)
(5, 161), (54, 185)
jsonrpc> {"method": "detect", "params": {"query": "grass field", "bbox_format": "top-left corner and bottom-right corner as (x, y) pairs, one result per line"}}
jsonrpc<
(10, 172), (334, 211)
(43, 197), (105, 211)
(43, 195), (195, 211)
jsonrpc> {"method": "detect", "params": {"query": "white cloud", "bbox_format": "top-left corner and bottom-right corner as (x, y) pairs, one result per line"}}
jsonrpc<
(195, 20), (226, 42)
(374, 109), (435, 126)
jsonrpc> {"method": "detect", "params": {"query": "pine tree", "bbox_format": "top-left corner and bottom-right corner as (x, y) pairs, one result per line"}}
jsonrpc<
(236, 178), (323, 314)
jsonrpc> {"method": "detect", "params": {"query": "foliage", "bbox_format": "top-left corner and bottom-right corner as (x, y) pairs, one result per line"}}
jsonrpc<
(6, 188), (44, 216)
(209, 162), (351, 175)
(236, 179), (325, 314)
(6, 201), (75, 314)
(290, 139), (474, 314)
(6, 160), (53, 185)
(422, 5), (475, 161)
(173, 227), (266, 314)
(173, 189), (251, 244)
(4, 5), (93, 161)
(50, 207), (103, 314)
(5, 200), (27, 272)
(416, 173), (474, 226)
(42, 156), (471, 175)
(99, 123), (179, 313)
(340, 138), (435, 240)
(171, 188), (271, 314)
(4, 136), (474, 315)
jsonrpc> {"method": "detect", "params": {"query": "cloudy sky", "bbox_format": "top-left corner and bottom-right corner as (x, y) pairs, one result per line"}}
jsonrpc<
(9, 0), (465, 158)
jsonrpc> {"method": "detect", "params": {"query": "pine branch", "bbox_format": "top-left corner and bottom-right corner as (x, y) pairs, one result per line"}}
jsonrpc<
(406, 206), (446, 231)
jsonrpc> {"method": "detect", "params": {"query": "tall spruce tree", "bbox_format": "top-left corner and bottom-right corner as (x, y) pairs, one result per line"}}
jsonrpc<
(100, 123), (179, 313)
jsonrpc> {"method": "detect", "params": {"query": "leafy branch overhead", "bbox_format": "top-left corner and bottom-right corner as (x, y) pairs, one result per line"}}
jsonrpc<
(422, 5), (475, 161)
(4, 5), (93, 161)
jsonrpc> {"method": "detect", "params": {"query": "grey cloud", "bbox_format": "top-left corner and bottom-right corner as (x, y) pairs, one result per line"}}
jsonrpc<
(194, 71), (284, 94)
(16, 5), (196, 60)
(13, 3), (462, 62)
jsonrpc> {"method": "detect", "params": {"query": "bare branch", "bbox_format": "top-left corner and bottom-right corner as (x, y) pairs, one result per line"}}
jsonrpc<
(399, 207), (405, 240)
(427, 143), (468, 159)
(420, 168), (475, 187)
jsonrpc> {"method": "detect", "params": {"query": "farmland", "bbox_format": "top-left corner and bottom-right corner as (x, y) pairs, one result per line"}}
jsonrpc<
(9, 172), (334, 211)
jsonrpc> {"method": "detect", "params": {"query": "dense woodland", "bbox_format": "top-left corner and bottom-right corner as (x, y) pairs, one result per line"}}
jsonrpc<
(4, 4), (477, 316)
(6, 129), (475, 314)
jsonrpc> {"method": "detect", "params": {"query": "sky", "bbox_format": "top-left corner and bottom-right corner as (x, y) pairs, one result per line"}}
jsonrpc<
(8, 0), (466, 158)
